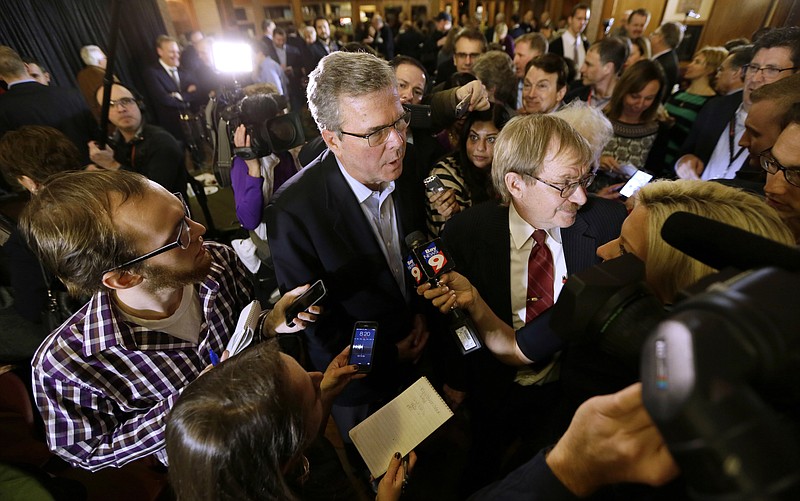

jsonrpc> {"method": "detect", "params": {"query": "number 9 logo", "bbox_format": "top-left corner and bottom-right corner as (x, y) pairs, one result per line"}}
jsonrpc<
(411, 266), (422, 284)
(428, 253), (445, 272)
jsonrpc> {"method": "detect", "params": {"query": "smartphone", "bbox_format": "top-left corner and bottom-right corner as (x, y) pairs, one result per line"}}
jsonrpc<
(348, 321), (378, 373)
(423, 175), (446, 194)
(455, 91), (472, 119)
(284, 280), (326, 327)
(619, 169), (654, 198)
(404, 104), (432, 129)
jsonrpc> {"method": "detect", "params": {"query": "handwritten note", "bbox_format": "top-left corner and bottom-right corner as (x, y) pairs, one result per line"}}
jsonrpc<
(349, 377), (453, 478)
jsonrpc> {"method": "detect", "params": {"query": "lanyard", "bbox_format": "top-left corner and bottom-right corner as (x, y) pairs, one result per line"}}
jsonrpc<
(728, 115), (746, 166)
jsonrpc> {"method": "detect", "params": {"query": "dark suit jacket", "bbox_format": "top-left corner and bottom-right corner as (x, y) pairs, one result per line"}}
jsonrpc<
(440, 196), (626, 403)
(309, 40), (339, 70)
(265, 149), (426, 405)
(678, 90), (742, 167)
(655, 50), (680, 101)
(141, 64), (200, 141)
(279, 44), (307, 111)
(261, 36), (279, 63)
(0, 82), (95, 164)
(549, 34), (589, 61)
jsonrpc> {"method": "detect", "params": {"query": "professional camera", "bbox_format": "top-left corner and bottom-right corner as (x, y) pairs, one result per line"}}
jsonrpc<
(550, 212), (800, 499)
(208, 91), (304, 186)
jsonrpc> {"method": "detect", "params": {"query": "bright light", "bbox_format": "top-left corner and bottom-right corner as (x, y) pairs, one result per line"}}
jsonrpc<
(212, 41), (253, 74)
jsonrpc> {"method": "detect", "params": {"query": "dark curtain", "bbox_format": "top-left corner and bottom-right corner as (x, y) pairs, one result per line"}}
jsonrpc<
(0, 0), (167, 108)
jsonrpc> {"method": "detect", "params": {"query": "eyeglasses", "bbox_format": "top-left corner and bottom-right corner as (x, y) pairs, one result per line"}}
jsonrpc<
(743, 64), (798, 79)
(759, 149), (800, 187)
(109, 97), (137, 109)
(340, 110), (411, 147)
(455, 52), (482, 61)
(527, 172), (595, 198)
(104, 193), (192, 273)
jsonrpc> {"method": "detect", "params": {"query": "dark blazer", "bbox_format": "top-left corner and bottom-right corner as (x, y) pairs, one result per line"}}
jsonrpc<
(441, 196), (626, 394)
(0, 82), (95, 164)
(655, 50), (680, 101)
(309, 40), (339, 69)
(141, 64), (200, 141)
(265, 149), (425, 405)
(442, 196), (625, 489)
(678, 90), (742, 167)
(549, 34), (589, 61)
(280, 44), (307, 111)
(261, 35), (279, 62)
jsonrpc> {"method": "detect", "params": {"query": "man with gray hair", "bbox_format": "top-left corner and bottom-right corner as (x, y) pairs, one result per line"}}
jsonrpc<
(439, 113), (625, 493)
(265, 51), (430, 456)
(77, 44), (117, 120)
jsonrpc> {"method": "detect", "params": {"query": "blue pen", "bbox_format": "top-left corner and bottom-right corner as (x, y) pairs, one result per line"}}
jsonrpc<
(209, 348), (220, 367)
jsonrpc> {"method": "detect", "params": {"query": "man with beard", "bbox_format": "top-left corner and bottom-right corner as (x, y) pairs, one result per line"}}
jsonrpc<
(21, 170), (312, 471)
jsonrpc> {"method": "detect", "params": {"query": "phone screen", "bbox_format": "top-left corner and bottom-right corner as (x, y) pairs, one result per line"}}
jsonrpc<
(619, 170), (654, 198)
(424, 175), (446, 193)
(348, 323), (377, 372)
(285, 280), (326, 327)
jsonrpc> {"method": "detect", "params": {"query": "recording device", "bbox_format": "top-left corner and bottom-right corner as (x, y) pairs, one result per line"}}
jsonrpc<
(423, 175), (446, 194)
(404, 104), (433, 129)
(348, 321), (378, 373)
(404, 231), (482, 354)
(209, 90), (305, 186)
(618, 169), (654, 198)
(549, 212), (800, 499)
(284, 280), (326, 327)
(455, 91), (471, 119)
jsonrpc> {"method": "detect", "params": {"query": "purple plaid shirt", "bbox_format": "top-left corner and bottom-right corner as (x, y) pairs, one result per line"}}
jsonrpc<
(31, 242), (253, 471)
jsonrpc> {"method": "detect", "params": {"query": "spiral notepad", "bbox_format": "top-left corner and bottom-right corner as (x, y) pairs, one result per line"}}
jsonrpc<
(349, 377), (453, 478)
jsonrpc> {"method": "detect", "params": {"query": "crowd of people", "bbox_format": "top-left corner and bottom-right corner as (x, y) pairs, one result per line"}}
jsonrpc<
(1, 4), (800, 501)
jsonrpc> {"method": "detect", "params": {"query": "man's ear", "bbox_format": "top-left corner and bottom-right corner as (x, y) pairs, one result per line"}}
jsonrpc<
(17, 175), (39, 193)
(321, 129), (341, 154)
(102, 269), (144, 291)
(556, 85), (568, 103)
(505, 172), (527, 199)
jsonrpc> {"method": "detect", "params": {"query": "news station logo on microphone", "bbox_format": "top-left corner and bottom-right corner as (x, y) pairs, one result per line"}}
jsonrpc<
(405, 256), (424, 285)
(405, 237), (456, 284)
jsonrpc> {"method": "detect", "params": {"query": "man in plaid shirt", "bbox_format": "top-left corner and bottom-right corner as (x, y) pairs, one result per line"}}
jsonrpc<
(20, 170), (312, 471)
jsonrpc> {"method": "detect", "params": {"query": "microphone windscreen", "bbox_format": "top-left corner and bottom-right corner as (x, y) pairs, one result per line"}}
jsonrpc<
(405, 231), (427, 248)
(660, 212), (800, 272)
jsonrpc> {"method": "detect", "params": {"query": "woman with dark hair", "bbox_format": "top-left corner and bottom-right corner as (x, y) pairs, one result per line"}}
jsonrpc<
(166, 342), (414, 501)
(427, 104), (511, 235)
(595, 59), (666, 190)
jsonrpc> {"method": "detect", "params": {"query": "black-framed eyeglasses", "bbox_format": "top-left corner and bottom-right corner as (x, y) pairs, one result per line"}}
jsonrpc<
(104, 192), (192, 273)
(743, 64), (798, 79)
(109, 97), (137, 109)
(340, 110), (411, 147)
(526, 172), (595, 198)
(759, 149), (800, 187)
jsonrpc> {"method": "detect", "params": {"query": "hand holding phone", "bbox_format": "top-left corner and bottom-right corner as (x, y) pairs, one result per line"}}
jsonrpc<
(424, 175), (446, 194)
(619, 169), (654, 198)
(348, 321), (378, 373)
(284, 280), (326, 327)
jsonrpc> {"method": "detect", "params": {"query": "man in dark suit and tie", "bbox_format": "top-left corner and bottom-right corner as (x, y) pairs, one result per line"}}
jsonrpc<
(0, 45), (95, 166)
(265, 51), (429, 468)
(142, 35), (201, 143)
(261, 19), (279, 62)
(649, 22), (684, 100)
(308, 17), (340, 69)
(548, 3), (591, 78)
(438, 114), (626, 494)
(272, 27), (306, 111)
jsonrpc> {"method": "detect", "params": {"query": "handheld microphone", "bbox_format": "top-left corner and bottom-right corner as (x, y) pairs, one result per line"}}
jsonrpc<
(661, 211), (800, 272)
(404, 231), (482, 354)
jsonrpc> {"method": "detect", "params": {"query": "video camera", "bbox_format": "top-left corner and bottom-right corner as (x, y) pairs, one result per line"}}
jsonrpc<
(209, 89), (305, 187)
(550, 211), (800, 499)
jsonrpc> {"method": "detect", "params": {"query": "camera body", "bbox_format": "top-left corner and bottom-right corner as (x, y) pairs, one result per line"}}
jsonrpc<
(209, 89), (305, 186)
